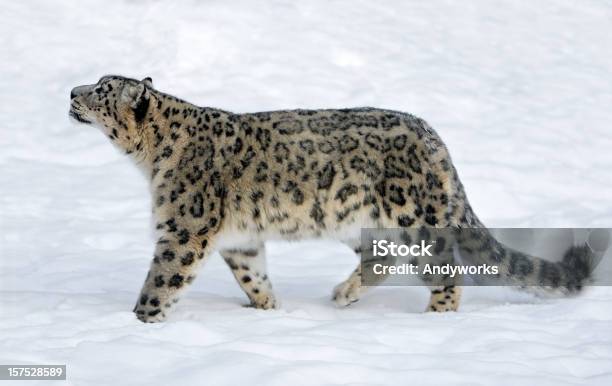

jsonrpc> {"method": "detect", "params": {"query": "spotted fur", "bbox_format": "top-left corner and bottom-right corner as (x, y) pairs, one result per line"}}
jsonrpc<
(70, 75), (594, 323)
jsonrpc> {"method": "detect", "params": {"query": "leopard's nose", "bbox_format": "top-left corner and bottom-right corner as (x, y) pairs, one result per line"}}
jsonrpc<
(71, 85), (91, 100)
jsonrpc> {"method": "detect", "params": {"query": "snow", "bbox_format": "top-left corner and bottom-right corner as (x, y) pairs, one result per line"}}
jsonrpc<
(2, 0), (612, 385)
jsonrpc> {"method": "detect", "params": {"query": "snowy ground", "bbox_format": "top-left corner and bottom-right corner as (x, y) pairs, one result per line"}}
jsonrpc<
(2, 0), (612, 385)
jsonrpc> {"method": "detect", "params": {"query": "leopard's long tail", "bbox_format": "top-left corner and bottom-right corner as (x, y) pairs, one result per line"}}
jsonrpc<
(427, 140), (602, 294)
(455, 214), (600, 294)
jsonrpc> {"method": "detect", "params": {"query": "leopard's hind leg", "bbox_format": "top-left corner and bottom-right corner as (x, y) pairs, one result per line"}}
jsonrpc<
(426, 285), (462, 312)
(333, 242), (390, 306)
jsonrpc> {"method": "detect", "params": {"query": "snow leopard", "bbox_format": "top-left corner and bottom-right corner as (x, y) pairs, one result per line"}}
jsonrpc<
(69, 75), (594, 322)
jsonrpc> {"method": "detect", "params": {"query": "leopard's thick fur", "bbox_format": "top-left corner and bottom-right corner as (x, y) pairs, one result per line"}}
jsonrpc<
(70, 76), (593, 322)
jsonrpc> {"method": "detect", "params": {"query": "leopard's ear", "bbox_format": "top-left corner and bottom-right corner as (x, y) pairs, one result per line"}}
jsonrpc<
(121, 82), (150, 122)
(142, 77), (153, 88)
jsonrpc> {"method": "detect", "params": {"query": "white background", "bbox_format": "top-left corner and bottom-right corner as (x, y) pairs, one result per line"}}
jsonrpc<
(1, 1), (611, 385)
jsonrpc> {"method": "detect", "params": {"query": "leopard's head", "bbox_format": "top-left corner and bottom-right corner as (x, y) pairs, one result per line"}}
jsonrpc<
(69, 75), (154, 153)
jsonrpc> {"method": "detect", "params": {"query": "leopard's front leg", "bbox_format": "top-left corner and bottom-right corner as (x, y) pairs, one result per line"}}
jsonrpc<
(221, 244), (277, 310)
(133, 234), (212, 323)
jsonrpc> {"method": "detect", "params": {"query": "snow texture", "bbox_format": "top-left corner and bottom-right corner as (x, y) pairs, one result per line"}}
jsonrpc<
(1, 0), (612, 385)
